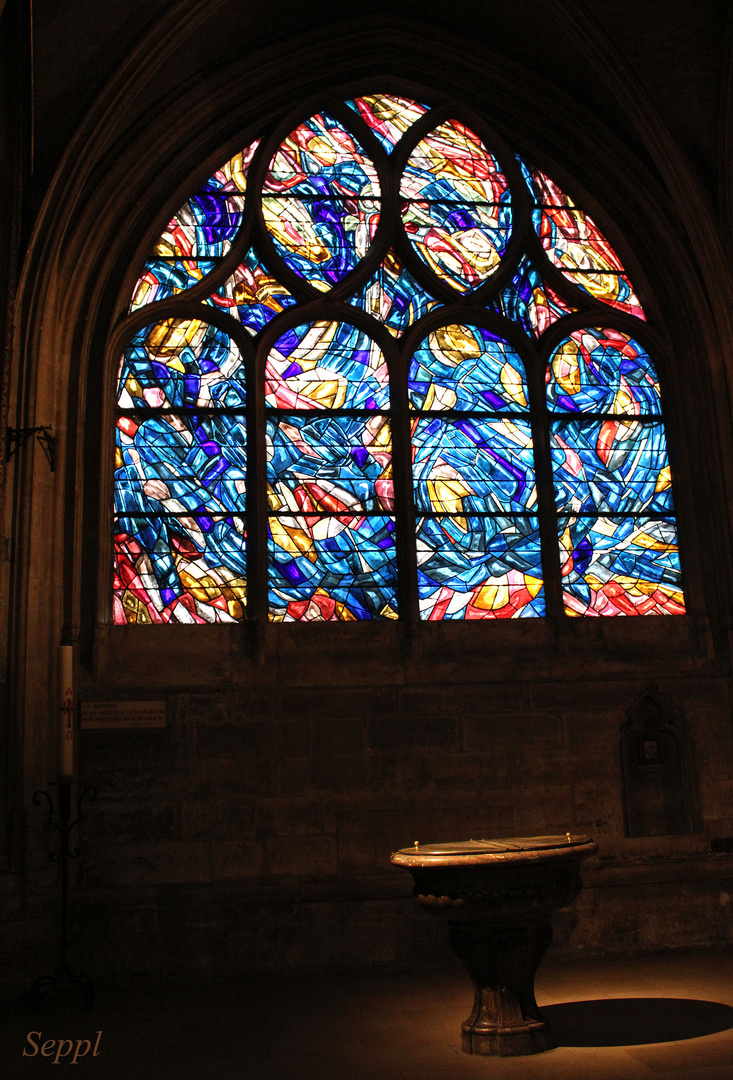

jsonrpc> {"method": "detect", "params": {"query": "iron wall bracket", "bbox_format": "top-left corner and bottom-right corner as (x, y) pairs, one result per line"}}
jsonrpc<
(6, 426), (56, 471)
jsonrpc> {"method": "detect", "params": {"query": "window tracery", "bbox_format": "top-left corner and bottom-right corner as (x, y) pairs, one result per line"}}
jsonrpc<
(114, 92), (684, 624)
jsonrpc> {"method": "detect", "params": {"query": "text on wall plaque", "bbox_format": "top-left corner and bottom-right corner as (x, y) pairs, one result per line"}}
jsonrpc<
(81, 701), (166, 729)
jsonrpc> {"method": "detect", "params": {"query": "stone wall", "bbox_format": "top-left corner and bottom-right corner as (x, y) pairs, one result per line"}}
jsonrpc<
(6, 618), (728, 992)
(5, 0), (733, 999)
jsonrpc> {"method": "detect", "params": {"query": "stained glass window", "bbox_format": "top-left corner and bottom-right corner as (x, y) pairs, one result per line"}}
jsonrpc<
(410, 324), (545, 620)
(115, 92), (684, 623)
(114, 319), (248, 623)
(548, 328), (683, 616)
(266, 320), (397, 621)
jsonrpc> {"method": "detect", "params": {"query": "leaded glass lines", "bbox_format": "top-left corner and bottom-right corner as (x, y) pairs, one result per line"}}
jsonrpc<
(547, 329), (683, 616)
(408, 325), (546, 620)
(115, 92), (685, 624)
(266, 321), (398, 621)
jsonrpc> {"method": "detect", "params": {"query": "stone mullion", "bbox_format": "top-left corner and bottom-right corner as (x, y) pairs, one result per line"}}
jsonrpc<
(249, 338), (269, 637)
(390, 346), (419, 627)
(528, 356), (564, 621)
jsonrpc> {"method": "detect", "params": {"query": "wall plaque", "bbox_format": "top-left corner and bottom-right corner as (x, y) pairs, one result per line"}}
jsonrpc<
(81, 701), (166, 729)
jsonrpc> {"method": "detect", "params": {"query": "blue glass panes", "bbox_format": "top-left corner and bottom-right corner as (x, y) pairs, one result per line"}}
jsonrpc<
(548, 328), (661, 414)
(264, 113), (380, 198)
(400, 120), (512, 291)
(131, 259), (220, 309)
(416, 515), (545, 619)
(349, 248), (440, 335)
(266, 321), (389, 409)
(207, 250), (298, 333)
(412, 417), (536, 514)
(119, 95), (685, 626)
(551, 420), (672, 515)
(558, 515), (685, 616)
(129, 142), (259, 310)
(265, 312), (394, 622)
(117, 321), (245, 409)
(262, 195), (380, 292)
(492, 257), (575, 338)
(164, 144), (257, 257)
(263, 113), (380, 291)
(401, 120), (509, 204)
(268, 514), (398, 621)
(268, 415), (392, 514)
(408, 325), (528, 411)
(116, 413), (247, 517)
(158, 190), (243, 259)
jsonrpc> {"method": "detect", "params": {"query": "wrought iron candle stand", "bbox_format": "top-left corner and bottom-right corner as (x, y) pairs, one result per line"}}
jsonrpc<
(29, 780), (96, 1009)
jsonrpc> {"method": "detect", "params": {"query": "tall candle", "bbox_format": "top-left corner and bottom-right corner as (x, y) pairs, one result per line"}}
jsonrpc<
(58, 645), (74, 778)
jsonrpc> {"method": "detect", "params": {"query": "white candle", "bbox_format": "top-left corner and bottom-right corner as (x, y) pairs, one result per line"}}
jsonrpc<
(58, 645), (74, 777)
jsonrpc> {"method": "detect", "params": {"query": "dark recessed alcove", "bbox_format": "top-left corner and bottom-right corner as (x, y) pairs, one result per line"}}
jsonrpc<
(620, 685), (703, 838)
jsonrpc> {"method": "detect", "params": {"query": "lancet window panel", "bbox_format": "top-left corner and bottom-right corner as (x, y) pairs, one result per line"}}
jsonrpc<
(265, 319), (398, 622)
(547, 328), (683, 617)
(113, 318), (251, 625)
(113, 91), (685, 625)
(408, 323), (544, 621)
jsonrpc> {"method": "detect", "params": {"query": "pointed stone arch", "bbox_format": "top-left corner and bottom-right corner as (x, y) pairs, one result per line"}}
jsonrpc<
(4, 3), (723, 832)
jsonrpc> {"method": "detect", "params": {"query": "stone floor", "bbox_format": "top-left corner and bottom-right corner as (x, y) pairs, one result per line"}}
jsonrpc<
(3, 949), (733, 1079)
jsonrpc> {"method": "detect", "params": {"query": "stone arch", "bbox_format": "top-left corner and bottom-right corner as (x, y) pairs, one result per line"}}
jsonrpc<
(5, 5), (727, 821)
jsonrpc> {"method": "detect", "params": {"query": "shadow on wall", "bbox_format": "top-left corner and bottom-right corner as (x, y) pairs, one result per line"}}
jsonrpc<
(543, 997), (733, 1046)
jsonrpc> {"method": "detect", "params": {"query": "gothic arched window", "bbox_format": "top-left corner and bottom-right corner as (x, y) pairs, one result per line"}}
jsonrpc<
(113, 93), (685, 624)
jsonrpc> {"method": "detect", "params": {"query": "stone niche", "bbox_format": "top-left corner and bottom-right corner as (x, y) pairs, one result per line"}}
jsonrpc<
(619, 685), (703, 838)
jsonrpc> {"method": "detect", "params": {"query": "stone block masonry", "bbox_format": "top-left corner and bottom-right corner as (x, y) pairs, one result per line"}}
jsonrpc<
(8, 620), (727, 992)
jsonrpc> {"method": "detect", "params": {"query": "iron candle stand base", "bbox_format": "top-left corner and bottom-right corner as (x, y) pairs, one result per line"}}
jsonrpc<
(29, 780), (96, 1010)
